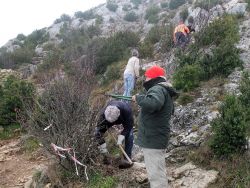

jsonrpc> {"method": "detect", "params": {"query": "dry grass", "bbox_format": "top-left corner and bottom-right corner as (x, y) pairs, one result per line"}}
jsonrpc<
(189, 141), (250, 188)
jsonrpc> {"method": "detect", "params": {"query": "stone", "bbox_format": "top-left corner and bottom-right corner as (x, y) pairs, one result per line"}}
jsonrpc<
(132, 162), (146, 170)
(24, 179), (33, 188)
(171, 162), (218, 188)
(135, 173), (148, 184)
(206, 111), (219, 122)
(226, 3), (247, 15)
(44, 183), (52, 188)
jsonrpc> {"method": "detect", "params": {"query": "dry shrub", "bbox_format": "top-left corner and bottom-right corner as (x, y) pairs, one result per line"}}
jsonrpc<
(22, 62), (101, 180)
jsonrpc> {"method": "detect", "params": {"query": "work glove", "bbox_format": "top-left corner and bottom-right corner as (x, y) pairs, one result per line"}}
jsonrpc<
(117, 135), (125, 145)
(98, 143), (108, 154)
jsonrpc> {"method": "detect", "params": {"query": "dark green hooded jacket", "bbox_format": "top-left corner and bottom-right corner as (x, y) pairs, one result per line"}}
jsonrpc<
(135, 77), (178, 149)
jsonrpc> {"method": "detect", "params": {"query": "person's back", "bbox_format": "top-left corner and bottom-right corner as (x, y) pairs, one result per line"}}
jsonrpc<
(124, 56), (140, 77)
(174, 21), (190, 48)
(123, 50), (140, 97)
(174, 23), (190, 36)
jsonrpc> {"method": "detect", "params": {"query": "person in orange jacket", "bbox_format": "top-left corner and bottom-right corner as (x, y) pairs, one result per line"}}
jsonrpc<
(173, 20), (190, 48)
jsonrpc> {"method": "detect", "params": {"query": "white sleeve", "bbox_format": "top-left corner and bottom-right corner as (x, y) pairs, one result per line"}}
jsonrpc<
(134, 58), (140, 77)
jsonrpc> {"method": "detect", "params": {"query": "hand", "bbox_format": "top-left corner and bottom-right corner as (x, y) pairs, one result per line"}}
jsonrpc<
(98, 143), (108, 154)
(117, 135), (125, 145)
(132, 95), (137, 102)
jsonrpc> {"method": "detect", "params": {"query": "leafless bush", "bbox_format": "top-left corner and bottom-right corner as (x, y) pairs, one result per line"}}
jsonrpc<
(21, 63), (101, 180)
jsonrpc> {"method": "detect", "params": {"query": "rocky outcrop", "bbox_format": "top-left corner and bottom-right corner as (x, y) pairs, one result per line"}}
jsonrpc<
(0, 69), (19, 84)
(125, 161), (218, 188)
(170, 162), (218, 188)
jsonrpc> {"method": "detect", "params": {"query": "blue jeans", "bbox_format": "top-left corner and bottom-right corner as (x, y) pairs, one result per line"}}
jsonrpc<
(125, 129), (134, 158)
(123, 73), (135, 97)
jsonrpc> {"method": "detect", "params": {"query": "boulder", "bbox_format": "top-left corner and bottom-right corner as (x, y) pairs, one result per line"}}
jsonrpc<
(171, 162), (218, 188)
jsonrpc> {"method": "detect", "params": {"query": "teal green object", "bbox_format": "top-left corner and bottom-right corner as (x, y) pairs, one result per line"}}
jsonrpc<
(106, 94), (132, 101)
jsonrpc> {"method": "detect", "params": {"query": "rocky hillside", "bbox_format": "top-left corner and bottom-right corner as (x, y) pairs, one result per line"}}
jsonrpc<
(0, 0), (250, 187)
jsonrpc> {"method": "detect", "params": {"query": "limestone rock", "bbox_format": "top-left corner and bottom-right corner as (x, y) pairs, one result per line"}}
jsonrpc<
(171, 162), (218, 188)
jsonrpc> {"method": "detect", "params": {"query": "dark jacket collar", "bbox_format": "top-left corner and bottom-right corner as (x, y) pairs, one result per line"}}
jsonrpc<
(143, 77), (166, 91)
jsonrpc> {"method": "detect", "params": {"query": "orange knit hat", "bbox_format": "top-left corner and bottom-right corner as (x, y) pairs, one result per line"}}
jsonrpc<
(145, 66), (166, 79)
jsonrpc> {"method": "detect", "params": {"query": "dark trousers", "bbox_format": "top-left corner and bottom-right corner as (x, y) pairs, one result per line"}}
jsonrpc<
(175, 32), (187, 48)
(95, 128), (134, 158)
(124, 129), (134, 158)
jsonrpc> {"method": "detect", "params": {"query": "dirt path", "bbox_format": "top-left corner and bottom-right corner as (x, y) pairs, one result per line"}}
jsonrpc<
(0, 138), (49, 188)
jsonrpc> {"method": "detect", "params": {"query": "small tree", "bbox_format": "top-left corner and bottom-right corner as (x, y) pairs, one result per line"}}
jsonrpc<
(145, 5), (160, 24)
(106, 0), (118, 12)
(54, 14), (71, 24)
(161, 2), (169, 8)
(23, 62), (100, 179)
(239, 72), (250, 133)
(195, 15), (239, 47)
(0, 75), (35, 127)
(169, 0), (186, 10)
(210, 95), (247, 157)
(180, 8), (189, 21)
(173, 63), (203, 91)
(74, 10), (96, 20)
(124, 11), (138, 22)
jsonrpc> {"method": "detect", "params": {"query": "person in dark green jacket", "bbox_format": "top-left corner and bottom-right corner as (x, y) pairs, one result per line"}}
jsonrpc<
(132, 65), (178, 188)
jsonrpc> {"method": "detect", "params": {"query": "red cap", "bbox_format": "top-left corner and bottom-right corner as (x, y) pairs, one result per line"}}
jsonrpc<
(145, 66), (166, 79)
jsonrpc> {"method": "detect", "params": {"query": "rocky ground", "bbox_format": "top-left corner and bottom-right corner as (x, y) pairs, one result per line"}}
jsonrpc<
(0, 138), (49, 188)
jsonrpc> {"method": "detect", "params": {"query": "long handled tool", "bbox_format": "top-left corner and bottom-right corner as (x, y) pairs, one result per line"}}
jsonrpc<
(107, 130), (133, 164)
(105, 94), (132, 101)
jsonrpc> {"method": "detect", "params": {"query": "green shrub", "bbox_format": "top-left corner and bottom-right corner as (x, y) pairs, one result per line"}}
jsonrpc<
(109, 17), (115, 23)
(130, 0), (142, 6)
(74, 10), (96, 20)
(102, 61), (124, 85)
(195, 15), (239, 47)
(175, 46), (200, 67)
(106, 1), (118, 12)
(16, 34), (26, 41)
(37, 48), (63, 72)
(145, 5), (160, 24)
(11, 47), (35, 66)
(197, 42), (243, 79)
(161, 2), (169, 8)
(206, 43), (243, 77)
(124, 11), (138, 22)
(177, 93), (194, 105)
(160, 24), (175, 52)
(169, 0), (186, 10)
(247, 0), (250, 11)
(194, 0), (222, 10)
(146, 26), (165, 44)
(86, 25), (101, 38)
(54, 14), (71, 24)
(173, 63), (203, 91)
(95, 15), (103, 25)
(210, 95), (247, 157)
(122, 4), (132, 11)
(239, 72), (250, 134)
(88, 171), (117, 188)
(139, 40), (154, 58)
(180, 8), (189, 21)
(96, 31), (139, 74)
(0, 75), (35, 127)
(0, 124), (20, 140)
(22, 137), (40, 153)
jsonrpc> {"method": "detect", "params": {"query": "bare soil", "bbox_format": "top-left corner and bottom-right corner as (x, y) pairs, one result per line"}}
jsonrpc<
(0, 138), (49, 188)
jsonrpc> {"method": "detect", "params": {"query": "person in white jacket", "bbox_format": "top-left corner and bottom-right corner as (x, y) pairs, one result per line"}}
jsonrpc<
(123, 49), (140, 97)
